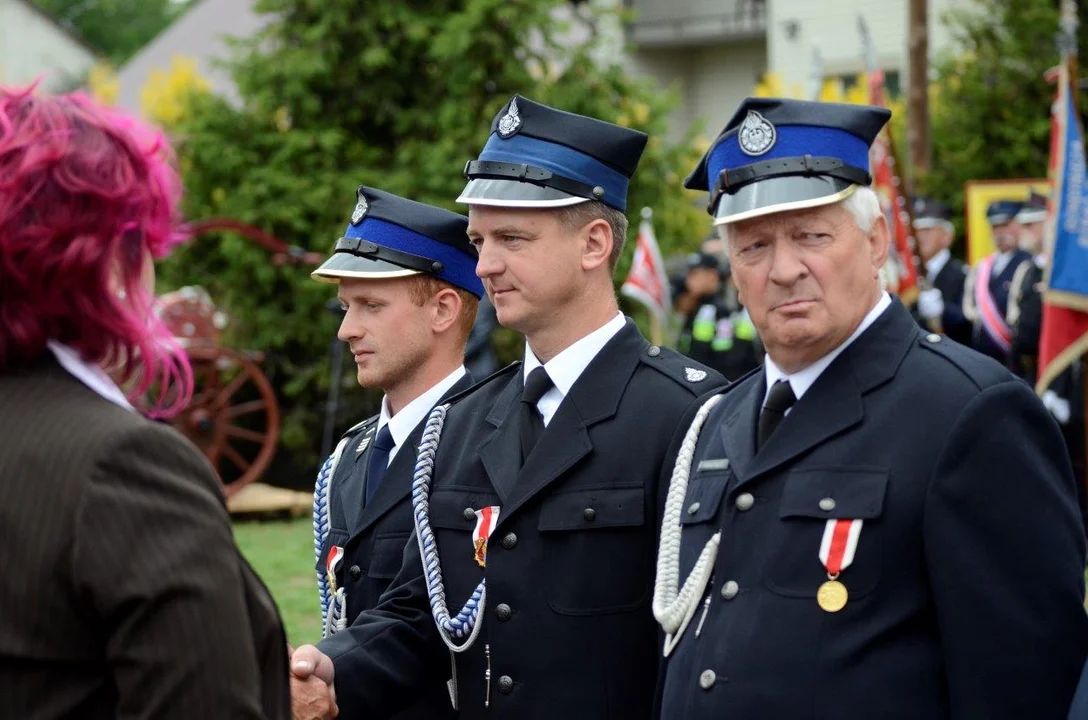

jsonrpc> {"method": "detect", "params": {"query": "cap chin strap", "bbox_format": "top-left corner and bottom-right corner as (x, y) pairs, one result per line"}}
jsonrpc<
(464, 160), (606, 202)
(334, 236), (445, 275)
(708, 155), (871, 214)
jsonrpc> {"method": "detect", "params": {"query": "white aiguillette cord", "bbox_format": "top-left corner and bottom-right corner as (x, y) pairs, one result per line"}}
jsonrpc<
(652, 393), (724, 657)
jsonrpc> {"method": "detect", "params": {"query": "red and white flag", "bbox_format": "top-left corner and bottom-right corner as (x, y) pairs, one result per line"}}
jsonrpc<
(621, 209), (672, 323)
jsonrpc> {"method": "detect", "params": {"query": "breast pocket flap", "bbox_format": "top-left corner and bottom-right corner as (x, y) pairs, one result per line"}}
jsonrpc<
(538, 486), (644, 531)
(679, 469), (730, 526)
(779, 468), (888, 520)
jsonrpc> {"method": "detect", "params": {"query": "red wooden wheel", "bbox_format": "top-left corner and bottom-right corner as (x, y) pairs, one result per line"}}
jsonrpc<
(172, 345), (281, 497)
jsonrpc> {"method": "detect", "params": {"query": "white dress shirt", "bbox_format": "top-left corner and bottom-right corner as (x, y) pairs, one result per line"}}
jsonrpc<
(522, 312), (626, 426)
(763, 292), (892, 407)
(47, 341), (134, 412)
(926, 248), (950, 283)
(376, 365), (467, 466)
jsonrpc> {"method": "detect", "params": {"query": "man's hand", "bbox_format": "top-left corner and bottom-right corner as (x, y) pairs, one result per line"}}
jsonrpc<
(292, 675), (338, 720)
(291, 645), (338, 719)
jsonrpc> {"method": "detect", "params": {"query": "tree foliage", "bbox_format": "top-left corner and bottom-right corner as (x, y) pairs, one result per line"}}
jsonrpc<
(920, 0), (1088, 232)
(163, 0), (705, 476)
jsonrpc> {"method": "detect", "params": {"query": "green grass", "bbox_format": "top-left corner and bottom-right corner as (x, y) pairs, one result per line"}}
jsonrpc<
(234, 517), (321, 647)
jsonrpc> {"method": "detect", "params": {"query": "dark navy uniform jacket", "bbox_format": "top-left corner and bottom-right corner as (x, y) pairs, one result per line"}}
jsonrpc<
(911, 253), (971, 347)
(316, 372), (474, 720)
(319, 319), (724, 720)
(658, 299), (1088, 719)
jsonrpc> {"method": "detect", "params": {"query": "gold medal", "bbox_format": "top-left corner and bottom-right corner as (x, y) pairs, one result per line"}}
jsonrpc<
(817, 579), (848, 612)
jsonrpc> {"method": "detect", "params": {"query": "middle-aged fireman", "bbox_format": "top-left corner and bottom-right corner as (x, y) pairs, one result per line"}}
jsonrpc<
(290, 95), (724, 720)
(651, 97), (1088, 719)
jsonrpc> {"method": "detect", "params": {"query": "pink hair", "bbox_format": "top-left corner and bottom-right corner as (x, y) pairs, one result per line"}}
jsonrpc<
(0, 84), (192, 417)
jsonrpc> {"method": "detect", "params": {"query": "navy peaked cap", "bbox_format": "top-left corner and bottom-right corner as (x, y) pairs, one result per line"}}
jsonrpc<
(987, 200), (1024, 227)
(457, 95), (648, 212)
(687, 97), (891, 225)
(312, 186), (484, 298)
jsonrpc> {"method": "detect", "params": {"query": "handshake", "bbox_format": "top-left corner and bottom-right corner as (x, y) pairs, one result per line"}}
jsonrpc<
(289, 644), (338, 720)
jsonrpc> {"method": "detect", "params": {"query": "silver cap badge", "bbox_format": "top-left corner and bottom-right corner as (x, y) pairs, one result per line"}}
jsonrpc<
(350, 194), (369, 225)
(497, 98), (522, 138)
(738, 110), (776, 157)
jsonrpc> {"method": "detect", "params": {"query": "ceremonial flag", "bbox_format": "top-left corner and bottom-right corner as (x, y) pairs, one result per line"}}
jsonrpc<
(859, 16), (921, 304)
(1036, 12), (1088, 394)
(621, 208), (672, 324)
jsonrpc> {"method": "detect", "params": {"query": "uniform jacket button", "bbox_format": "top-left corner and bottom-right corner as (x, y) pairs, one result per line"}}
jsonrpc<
(647, 345), (661, 357)
(926, 333), (942, 343)
(583, 507), (596, 521)
(699, 669), (716, 690)
(348, 565), (362, 581)
(463, 507), (476, 521)
(688, 501), (701, 515)
(495, 603), (512, 621)
(498, 675), (514, 693)
(735, 492), (754, 511)
(721, 580), (739, 600)
(819, 497), (836, 512)
(501, 532), (518, 549)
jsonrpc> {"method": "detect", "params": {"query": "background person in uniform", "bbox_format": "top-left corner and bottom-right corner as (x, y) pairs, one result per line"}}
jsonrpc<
(674, 250), (762, 379)
(290, 95), (724, 720)
(963, 200), (1035, 364)
(307, 187), (482, 720)
(1007, 191), (1048, 382)
(654, 97), (1088, 719)
(0, 87), (291, 720)
(909, 197), (970, 345)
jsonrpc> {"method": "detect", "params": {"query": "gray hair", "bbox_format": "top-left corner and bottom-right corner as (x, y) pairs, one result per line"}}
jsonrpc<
(717, 185), (884, 244)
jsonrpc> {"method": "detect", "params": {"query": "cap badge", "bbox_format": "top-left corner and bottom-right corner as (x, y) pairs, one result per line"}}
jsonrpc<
(350, 194), (369, 225)
(685, 367), (708, 383)
(738, 110), (776, 157)
(497, 98), (522, 138)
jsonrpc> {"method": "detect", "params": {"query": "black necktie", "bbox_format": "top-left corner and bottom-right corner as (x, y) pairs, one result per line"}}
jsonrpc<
(364, 425), (395, 505)
(520, 367), (554, 465)
(757, 379), (797, 451)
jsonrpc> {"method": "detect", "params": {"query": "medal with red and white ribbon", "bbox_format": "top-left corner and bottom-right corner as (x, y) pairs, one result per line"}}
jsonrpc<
(473, 506), (501, 568)
(325, 545), (344, 592)
(816, 518), (863, 612)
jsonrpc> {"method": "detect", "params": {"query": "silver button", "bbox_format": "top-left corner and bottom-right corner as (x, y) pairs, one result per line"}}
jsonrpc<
(647, 345), (661, 357)
(699, 669), (716, 690)
(688, 502), (701, 515)
(818, 497), (836, 512)
(926, 333), (941, 343)
(735, 492), (754, 511)
(720, 580), (739, 600)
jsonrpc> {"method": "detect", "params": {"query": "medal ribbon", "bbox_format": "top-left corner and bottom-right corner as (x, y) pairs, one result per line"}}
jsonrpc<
(818, 518), (863, 576)
(473, 506), (501, 568)
(325, 545), (344, 590)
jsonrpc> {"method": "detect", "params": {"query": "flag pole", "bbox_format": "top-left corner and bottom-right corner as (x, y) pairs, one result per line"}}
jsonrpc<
(642, 207), (666, 347)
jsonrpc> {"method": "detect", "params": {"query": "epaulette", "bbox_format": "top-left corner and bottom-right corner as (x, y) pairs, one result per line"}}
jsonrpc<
(916, 330), (1009, 389)
(341, 413), (379, 440)
(637, 342), (727, 395)
(442, 361), (522, 407)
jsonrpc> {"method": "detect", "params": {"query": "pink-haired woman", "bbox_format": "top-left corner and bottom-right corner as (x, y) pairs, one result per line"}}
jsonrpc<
(0, 87), (291, 719)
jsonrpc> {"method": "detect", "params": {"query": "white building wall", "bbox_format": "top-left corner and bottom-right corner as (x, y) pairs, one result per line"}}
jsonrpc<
(0, 0), (98, 92)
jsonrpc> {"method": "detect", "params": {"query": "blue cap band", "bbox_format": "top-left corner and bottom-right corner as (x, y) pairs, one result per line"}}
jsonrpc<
(344, 218), (483, 297)
(478, 132), (630, 211)
(707, 125), (871, 189)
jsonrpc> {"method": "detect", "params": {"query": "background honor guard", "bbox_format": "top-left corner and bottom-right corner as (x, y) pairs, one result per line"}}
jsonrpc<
(290, 95), (724, 720)
(653, 97), (1088, 719)
(963, 200), (1035, 364)
(307, 187), (482, 720)
(1007, 191), (1048, 381)
(909, 197), (971, 346)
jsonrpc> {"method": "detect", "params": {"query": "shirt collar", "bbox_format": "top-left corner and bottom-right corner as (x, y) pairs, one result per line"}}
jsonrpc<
(926, 248), (950, 282)
(763, 292), (892, 405)
(47, 341), (134, 412)
(378, 365), (467, 453)
(523, 312), (626, 397)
